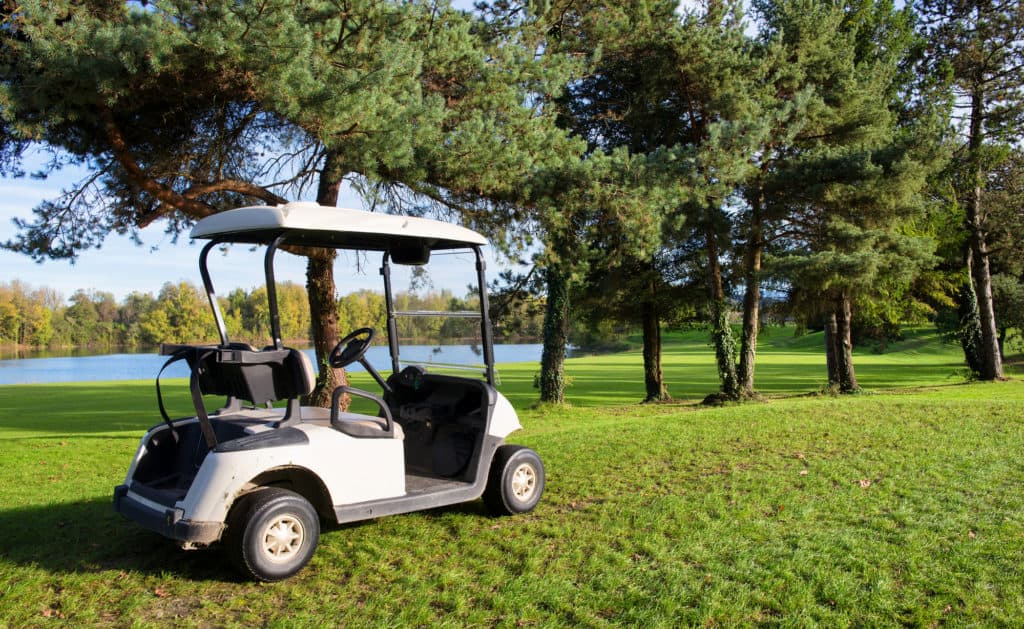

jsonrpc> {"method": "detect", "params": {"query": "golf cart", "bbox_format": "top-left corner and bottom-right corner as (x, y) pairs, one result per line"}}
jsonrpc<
(113, 201), (544, 581)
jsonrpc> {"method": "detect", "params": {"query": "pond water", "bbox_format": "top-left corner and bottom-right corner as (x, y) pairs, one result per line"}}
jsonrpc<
(0, 343), (546, 385)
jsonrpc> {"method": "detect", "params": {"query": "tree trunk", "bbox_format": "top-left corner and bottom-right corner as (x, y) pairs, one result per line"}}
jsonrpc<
(828, 292), (858, 393)
(738, 191), (763, 398)
(641, 277), (669, 402)
(305, 251), (345, 407)
(539, 262), (569, 404)
(706, 227), (739, 399)
(304, 151), (347, 408)
(965, 89), (1004, 380)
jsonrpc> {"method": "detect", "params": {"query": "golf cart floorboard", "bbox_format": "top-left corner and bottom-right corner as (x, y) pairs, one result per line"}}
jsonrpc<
(404, 473), (470, 495)
(332, 473), (480, 524)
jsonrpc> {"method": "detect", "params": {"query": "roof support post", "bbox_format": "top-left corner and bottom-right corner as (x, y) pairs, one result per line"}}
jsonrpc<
(474, 247), (496, 386)
(381, 253), (401, 375)
(265, 234), (287, 350)
(199, 238), (230, 346)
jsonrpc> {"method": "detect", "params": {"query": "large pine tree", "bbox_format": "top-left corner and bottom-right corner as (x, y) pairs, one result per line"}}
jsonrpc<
(757, 0), (941, 392)
(915, 0), (1023, 380)
(1, 0), (578, 404)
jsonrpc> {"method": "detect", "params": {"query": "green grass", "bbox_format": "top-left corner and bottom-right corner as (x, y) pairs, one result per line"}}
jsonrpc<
(1, 329), (1023, 626)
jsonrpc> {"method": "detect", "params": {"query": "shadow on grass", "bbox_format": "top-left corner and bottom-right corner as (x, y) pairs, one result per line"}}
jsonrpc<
(414, 500), (489, 519)
(0, 495), (496, 581)
(0, 496), (240, 581)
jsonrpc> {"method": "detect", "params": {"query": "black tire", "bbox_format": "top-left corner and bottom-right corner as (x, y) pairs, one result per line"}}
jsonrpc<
(483, 445), (545, 516)
(225, 487), (320, 582)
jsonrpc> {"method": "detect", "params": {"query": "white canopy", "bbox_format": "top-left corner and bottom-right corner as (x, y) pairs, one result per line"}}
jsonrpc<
(190, 202), (488, 249)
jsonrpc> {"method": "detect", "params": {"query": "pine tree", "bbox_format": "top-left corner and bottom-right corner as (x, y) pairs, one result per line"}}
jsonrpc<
(915, 0), (1024, 380)
(757, 0), (942, 392)
(547, 0), (764, 401)
(0, 0), (579, 403)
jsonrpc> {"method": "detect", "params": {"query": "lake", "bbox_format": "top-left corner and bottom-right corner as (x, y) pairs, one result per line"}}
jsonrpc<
(0, 344), (547, 385)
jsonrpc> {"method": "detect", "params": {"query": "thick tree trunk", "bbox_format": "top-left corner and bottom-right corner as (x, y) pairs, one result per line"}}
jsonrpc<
(539, 263), (569, 404)
(706, 227), (739, 399)
(965, 90), (1004, 380)
(966, 219), (1003, 379)
(641, 280), (669, 402)
(305, 252), (345, 407)
(834, 292), (858, 392)
(304, 152), (347, 407)
(738, 194), (763, 398)
(826, 293), (858, 393)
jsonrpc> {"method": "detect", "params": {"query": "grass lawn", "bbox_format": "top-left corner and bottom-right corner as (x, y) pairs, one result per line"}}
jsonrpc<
(1, 328), (1023, 626)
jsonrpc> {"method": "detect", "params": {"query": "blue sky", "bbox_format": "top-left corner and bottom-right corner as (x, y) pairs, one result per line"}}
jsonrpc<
(0, 155), (351, 299)
(0, 151), (498, 302)
(0, 0), (514, 302)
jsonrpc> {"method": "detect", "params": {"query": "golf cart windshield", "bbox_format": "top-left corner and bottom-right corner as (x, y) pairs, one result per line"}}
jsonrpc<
(385, 248), (492, 377)
(189, 202), (497, 385)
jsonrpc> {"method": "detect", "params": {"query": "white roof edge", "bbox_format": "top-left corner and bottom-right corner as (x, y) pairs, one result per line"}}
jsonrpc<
(189, 202), (488, 246)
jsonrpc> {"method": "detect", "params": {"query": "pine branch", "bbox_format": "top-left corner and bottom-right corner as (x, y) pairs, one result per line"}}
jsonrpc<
(183, 179), (288, 205)
(98, 103), (216, 224)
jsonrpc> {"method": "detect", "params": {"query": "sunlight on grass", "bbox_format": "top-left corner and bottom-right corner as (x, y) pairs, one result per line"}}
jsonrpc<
(1, 327), (1022, 625)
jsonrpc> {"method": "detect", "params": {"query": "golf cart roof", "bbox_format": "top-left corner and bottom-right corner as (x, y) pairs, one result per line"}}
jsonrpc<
(190, 202), (488, 250)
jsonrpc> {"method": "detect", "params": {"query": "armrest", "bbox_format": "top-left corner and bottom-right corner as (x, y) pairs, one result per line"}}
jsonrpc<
(329, 386), (395, 439)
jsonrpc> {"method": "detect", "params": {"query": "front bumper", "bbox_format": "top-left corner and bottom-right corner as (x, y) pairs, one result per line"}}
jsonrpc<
(113, 484), (224, 547)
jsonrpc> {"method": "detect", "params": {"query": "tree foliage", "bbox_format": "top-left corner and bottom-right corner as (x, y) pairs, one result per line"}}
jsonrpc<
(915, 0), (1024, 379)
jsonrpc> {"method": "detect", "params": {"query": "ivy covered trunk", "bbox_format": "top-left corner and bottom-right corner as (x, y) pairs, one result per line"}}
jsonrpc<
(706, 228), (739, 399)
(824, 312), (839, 384)
(738, 204), (763, 398)
(967, 232), (1001, 379)
(539, 263), (570, 404)
(957, 266), (984, 375)
(641, 281), (669, 402)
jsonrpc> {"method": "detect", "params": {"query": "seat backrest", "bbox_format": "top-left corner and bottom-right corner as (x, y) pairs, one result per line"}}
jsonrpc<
(196, 347), (315, 406)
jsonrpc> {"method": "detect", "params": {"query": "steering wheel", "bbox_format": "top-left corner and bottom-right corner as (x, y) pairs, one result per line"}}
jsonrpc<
(329, 327), (374, 369)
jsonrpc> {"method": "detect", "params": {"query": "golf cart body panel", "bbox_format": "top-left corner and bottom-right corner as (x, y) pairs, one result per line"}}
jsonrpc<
(114, 203), (543, 580)
(488, 393), (522, 438)
(181, 424), (406, 523)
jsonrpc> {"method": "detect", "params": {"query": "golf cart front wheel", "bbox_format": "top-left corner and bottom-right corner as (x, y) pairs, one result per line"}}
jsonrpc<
(226, 487), (320, 582)
(483, 445), (545, 515)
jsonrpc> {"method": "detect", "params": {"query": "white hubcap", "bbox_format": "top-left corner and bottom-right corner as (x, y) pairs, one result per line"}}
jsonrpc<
(260, 515), (304, 563)
(511, 462), (537, 501)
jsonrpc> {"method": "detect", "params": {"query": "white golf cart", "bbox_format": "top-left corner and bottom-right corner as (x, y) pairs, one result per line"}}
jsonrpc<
(113, 202), (544, 581)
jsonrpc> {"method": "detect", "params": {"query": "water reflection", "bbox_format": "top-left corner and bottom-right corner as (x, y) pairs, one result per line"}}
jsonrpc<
(0, 344), (547, 385)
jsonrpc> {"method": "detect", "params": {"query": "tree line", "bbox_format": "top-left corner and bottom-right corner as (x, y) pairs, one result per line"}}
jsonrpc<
(0, 280), (536, 349)
(1, 0), (1020, 404)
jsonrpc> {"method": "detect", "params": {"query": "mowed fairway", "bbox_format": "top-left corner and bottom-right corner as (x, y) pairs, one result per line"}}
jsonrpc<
(1, 329), (1023, 626)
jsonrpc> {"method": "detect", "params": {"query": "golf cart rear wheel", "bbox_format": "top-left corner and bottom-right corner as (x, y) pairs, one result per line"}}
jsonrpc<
(483, 445), (545, 515)
(226, 487), (320, 582)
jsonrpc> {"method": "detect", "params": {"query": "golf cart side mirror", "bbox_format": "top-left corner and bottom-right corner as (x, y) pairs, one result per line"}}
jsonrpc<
(390, 244), (430, 266)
